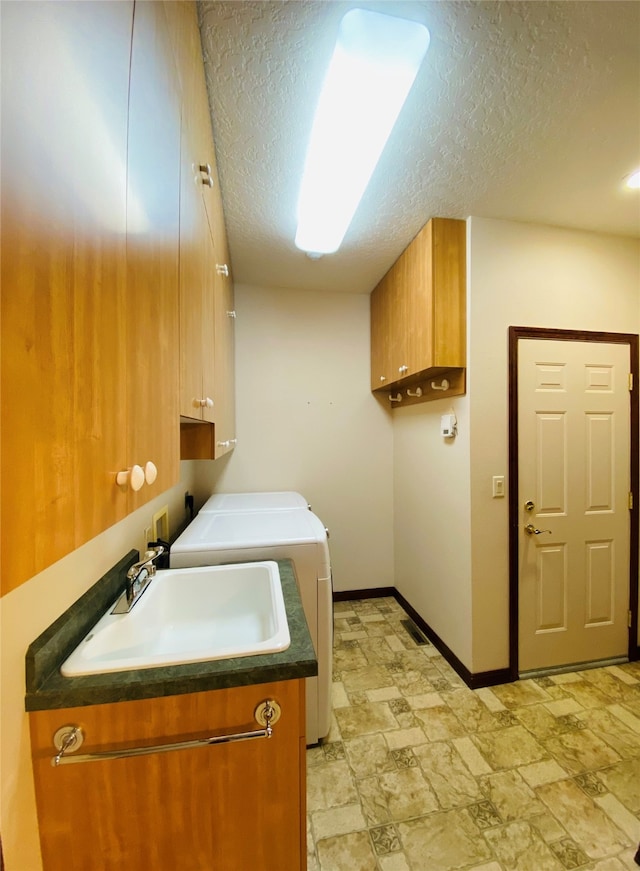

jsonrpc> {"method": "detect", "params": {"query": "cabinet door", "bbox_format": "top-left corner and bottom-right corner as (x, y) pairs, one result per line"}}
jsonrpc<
(0, 1), (133, 593)
(402, 220), (433, 378)
(30, 681), (305, 871)
(125, 0), (181, 509)
(213, 232), (237, 456)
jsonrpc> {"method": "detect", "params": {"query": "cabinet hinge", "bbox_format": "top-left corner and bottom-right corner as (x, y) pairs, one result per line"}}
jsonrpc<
(629, 373), (634, 391)
(629, 610), (633, 629)
(629, 492), (634, 510)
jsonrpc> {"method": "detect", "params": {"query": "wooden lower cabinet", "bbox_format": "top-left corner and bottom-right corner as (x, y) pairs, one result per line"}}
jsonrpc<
(30, 680), (306, 871)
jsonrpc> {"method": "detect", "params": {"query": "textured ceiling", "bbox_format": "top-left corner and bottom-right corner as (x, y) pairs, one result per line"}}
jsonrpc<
(198, 1), (640, 294)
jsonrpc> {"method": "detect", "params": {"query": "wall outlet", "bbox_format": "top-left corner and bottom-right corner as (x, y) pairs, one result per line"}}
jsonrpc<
(152, 505), (169, 541)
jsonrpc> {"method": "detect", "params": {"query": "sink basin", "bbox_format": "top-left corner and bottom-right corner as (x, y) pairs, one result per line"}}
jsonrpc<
(61, 561), (290, 676)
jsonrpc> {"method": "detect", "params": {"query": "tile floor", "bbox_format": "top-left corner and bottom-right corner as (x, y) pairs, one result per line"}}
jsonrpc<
(306, 596), (640, 871)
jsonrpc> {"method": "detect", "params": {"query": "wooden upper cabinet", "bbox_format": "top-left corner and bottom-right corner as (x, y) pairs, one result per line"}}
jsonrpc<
(370, 217), (466, 392)
(126, 0), (181, 509)
(212, 230), (237, 457)
(0, 0), (134, 593)
(170, 1), (236, 452)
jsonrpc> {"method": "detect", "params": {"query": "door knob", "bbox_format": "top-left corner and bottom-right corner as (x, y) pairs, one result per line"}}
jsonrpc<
(524, 523), (551, 536)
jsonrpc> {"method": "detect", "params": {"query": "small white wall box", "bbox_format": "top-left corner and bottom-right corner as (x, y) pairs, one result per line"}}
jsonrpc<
(441, 413), (457, 438)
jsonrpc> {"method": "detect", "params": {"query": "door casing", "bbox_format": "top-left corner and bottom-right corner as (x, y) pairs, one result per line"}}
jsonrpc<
(508, 326), (639, 679)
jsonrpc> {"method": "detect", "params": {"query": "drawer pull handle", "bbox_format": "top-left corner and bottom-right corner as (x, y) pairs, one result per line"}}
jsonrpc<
(50, 699), (280, 767)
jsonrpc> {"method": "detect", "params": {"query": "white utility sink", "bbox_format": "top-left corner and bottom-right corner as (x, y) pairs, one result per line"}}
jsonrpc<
(61, 561), (290, 676)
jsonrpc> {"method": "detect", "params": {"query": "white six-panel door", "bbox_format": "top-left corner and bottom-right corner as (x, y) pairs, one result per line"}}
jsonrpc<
(518, 339), (631, 672)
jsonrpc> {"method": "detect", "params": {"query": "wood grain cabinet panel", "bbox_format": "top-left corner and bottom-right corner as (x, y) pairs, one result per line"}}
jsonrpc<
(370, 217), (466, 394)
(30, 680), (306, 871)
(171, 1), (236, 456)
(125, 0), (181, 511)
(0, 0), (134, 593)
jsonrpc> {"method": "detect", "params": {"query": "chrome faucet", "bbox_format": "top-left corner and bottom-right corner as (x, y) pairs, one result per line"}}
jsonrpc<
(111, 545), (165, 614)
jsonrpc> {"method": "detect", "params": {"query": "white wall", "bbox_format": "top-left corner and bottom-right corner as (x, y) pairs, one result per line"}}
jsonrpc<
(196, 284), (395, 593)
(393, 395), (473, 669)
(468, 217), (640, 672)
(1, 465), (198, 871)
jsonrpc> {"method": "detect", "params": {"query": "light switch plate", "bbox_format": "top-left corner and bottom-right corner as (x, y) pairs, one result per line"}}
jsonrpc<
(492, 476), (505, 498)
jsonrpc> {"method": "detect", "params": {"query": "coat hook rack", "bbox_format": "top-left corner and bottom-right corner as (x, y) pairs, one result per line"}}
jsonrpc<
(430, 379), (450, 391)
(406, 387), (422, 398)
(389, 393), (403, 403)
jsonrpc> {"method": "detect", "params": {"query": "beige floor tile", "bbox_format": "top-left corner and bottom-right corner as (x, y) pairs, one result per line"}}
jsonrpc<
(609, 703), (640, 735)
(483, 820), (564, 870)
(342, 664), (396, 693)
(560, 680), (613, 709)
(378, 853), (411, 871)
(315, 831), (378, 871)
(543, 728), (622, 775)
(453, 736), (494, 776)
(307, 759), (359, 812)
(594, 793), (640, 842)
(356, 775), (391, 826)
(518, 759), (569, 787)
(383, 726), (428, 751)
(442, 688), (500, 732)
(607, 666), (639, 686)
(398, 809), (492, 870)
(597, 757), (640, 814)
(366, 686), (402, 703)
(577, 708), (640, 758)
(536, 779), (630, 858)
(311, 803), (368, 841)
(479, 769), (545, 822)
(470, 725), (548, 770)
(475, 687), (507, 712)
(414, 741), (482, 809)
(344, 733), (396, 777)
(378, 766), (440, 820)
(334, 701), (398, 738)
(332, 681), (350, 709)
(413, 704), (467, 740)
(490, 680), (552, 709)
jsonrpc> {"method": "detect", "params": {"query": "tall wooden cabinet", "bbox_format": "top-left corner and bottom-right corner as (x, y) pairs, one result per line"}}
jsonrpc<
(30, 680), (306, 871)
(370, 217), (466, 399)
(0, 0), (219, 593)
(126, 0), (181, 510)
(1, 1), (133, 593)
(170, 1), (236, 459)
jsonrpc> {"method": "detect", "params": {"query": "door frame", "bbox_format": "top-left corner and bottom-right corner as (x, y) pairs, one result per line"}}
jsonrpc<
(508, 326), (639, 679)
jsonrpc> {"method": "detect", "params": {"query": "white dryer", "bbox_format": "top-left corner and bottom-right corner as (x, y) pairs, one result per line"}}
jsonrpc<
(171, 508), (332, 745)
(199, 491), (310, 513)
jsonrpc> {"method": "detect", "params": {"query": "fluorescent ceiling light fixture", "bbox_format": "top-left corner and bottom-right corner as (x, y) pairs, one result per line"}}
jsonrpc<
(626, 168), (640, 189)
(295, 9), (430, 255)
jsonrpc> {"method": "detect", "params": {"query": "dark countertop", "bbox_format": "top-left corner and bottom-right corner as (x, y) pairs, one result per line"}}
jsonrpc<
(25, 553), (317, 712)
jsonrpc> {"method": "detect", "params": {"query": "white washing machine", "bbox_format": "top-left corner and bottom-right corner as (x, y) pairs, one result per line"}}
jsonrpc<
(199, 491), (310, 513)
(171, 508), (332, 744)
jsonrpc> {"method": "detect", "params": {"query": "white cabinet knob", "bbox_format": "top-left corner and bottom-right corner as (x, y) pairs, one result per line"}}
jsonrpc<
(216, 263), (229, 277)
(217, 440), (230, 448)
(398, 365), (408, 374)
(226, 310), (237, 319)
(116, 464), (145, 492)
(204, 397), (214, 408)
(144, 461), (157, 485)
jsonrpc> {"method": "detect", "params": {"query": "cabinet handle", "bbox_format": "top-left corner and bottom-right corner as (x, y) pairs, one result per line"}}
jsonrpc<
(217, 440), (230, 448)
(216, 263), (229, 277)
(193, 398), (214, 409)
(144, 461), (157, 485)
(50, 701), (281, 767)
(398, 365), (408, 374)
(379, 375), (386, 382)
(116, 465), (145, 492)
(199, 163), (214, 187)
(226, 310), (236, 318)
